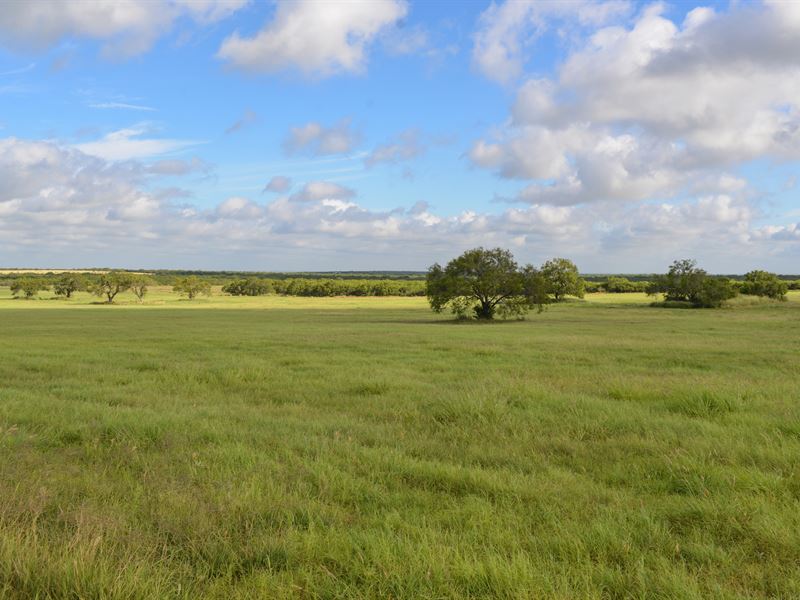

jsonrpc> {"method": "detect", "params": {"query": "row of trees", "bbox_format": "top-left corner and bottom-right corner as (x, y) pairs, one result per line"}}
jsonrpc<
(426, 249), (792, 319)
(5, 258), (792, 310)
(222, 278), (426, 297)
(9, 272), (211, 302)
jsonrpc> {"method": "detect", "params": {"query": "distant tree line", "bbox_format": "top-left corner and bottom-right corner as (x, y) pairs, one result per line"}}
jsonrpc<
(222, 278), (426, 297)
(1, 260), (795, 308)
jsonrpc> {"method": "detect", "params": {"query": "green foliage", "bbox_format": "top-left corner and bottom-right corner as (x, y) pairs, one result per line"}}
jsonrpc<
(221, 278), (273, 296)
(741, 270), (788, 300)
(693, 276), (738, 308)
(52, 274), (86, 299)
(603, 276), (649, 293)
(88, 271), (134, 303)
(647, 259), (737, 308)
(10, 277), (49, 299)
(271, 278), (425, 297)
(541, 257), (586, 301)
(129, 275), (154, 304)
(426, 247), (548, 320)
(172, 276), (211, 299)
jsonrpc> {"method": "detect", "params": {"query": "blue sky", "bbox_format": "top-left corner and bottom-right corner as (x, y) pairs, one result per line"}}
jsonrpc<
(0, 0), (798, 272)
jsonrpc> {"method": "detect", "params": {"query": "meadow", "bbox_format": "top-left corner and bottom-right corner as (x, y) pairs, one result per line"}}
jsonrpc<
(1, 287), (799, 598)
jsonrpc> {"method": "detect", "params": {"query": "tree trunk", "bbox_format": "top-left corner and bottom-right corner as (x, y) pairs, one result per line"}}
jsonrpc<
(474, 301), (494, 320)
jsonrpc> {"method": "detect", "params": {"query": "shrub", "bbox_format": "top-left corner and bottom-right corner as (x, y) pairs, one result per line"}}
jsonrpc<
(604, 276), (648, 293)
(740, 270), (788, 300)
(647, 259), (737, 308)
(10, 277), (49, 299)
(222, 278), (273, 296)
(693, 277), (738, 308)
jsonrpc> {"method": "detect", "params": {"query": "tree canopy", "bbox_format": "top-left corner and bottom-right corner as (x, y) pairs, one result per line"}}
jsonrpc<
(426, 247), (548, 320)
(10, 277), (48, 299)
(53, 273), (86, 299)
(741, 270), (788, 300)
(173, 276), (211, 299)
(88, 271), (134, 303)
(541, 258), (585, 301)
(647, 259), (737, 308)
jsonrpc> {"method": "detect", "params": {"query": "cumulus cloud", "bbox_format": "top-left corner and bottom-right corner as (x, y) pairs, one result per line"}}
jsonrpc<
(147, 157), (212, 176)
(365, 129), (424, 167)
(283, 119), (360, 156)
(0, 0), (247, 58)
(289, 181), (355, 202)
(472, 0), (632, 85)
(1, 135), (797, 271)
(263, 176), (292, 193)
(217, 0), (406, 76)
(469, 1), (800, 211)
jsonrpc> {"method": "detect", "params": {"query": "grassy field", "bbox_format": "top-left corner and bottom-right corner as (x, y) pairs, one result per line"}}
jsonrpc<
(1, 289), (799, 598)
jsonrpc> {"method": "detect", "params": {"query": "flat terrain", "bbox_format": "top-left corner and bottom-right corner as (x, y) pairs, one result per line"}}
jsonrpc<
(1, 290), (799, 598)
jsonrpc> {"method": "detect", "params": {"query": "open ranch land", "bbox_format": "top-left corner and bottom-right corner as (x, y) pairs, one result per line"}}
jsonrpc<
(1, 293), (799, 598)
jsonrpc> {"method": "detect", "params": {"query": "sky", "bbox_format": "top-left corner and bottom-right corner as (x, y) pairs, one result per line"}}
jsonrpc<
(0, 0), (798, 273)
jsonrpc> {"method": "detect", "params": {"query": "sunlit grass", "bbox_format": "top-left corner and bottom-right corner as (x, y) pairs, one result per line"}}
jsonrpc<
(1, 289), (799, 597)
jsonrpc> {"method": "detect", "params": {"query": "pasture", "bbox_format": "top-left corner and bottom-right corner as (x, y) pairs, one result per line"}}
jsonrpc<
(1, 289), (799, 598)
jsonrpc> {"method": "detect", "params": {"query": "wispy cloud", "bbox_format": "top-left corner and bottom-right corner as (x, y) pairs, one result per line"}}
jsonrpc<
(0, 62), (35, 76)
(225, 109), (258, 134)
(89, 102), (156, 112)
(74, 126), (203, 161)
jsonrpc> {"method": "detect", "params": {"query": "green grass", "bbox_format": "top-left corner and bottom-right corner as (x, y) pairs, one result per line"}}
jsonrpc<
(1, 289), (800, 598)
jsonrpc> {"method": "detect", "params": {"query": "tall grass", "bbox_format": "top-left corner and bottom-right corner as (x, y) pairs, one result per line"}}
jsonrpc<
(1, 290), (799, 597)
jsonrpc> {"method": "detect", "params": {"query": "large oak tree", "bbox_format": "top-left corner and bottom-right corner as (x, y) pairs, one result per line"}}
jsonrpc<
(426, 247), (548, 320)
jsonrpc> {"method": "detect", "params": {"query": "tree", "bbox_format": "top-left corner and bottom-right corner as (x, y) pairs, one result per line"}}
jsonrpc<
(426, 247), (548, 320)
(88, 271), (134, 303)
(604, 276), (647, 293)
(10, 277), (48, 299)
(647, 259), (706, 303)
(53, 273), (86, 299)
(173, 276), (211, 299)
(741, 270), (788, 300)
(221, 278), (272, 296)
(541, 258), (585, 301)
(647, 259), (737, 307)
(129, 275), (154, 303)
(694, 276), (738, 308)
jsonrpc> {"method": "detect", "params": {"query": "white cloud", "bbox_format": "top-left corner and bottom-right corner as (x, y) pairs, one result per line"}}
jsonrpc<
(0, 0), (247, 58)
(1, 136), (798, 271)
(472, 0), (632, 85)
(263, 176), (292, 193)
(365, 129), (424, 167)
(217, 0), (406, 77)
(216, 196), (263, 220)
(469, 1), (800, 211)
(75, 126), (203, 161)
(289, 181), (355, 202)
(89, 102), (156, 112)
(147, 157), (212, 176)
(284, 119), (360, 156)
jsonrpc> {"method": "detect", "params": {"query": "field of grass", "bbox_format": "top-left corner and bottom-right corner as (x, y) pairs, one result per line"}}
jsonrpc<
(1, 289), (799, 598)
